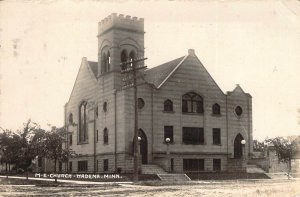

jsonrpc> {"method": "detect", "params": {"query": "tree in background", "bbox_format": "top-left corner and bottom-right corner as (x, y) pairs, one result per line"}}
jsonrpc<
(266, 136), (299, 178)
(253, 139), (265, 152)
(0, 120), (46, 178)
(44, 126), (75, 172)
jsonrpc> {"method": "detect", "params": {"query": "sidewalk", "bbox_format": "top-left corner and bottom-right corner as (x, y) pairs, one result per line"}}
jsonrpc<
(0, 175), (133, 185)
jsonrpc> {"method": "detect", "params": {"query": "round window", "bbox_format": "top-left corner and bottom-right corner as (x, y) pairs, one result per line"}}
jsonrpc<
(103, 102), (107, 112)
(138, 98), (145, 109)
(235, 106), (243, 116)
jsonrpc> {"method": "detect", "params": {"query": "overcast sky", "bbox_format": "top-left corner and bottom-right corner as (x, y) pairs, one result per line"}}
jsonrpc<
(0, 0), (300, 140)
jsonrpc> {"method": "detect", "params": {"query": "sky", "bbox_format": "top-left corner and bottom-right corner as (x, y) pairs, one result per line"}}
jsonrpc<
(0, 0), (300, 140)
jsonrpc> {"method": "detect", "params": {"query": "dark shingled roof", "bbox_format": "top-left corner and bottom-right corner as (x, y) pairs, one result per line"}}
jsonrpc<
(88, 61), (98, 78)
(145, 56), (185, 88)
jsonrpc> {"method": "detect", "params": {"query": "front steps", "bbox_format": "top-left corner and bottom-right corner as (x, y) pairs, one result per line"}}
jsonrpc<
(141, 164), (166, 174)
(157, 174), (191, 181)
(246, 164), (266, 173)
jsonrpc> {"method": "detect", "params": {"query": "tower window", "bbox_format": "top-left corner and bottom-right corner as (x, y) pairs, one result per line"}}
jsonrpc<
(129, 51), (136, 68)
(103, 128), (108, 144)
(102, 53), (107, 73)
(182, 92), (203, 114)
(79, 101), (88, 142)
(103, 102), (107, 112)
(212, 103), (220, 115)
(121, 50), (128, 70)
(106, 51), (110, 72)
(164, 99), (173, 112)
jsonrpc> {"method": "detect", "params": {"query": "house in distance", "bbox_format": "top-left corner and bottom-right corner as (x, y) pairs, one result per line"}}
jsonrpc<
(63, 13), (253, 174)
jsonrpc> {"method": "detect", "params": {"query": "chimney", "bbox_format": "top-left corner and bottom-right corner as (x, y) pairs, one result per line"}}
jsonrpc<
(188, 49), (195, 56)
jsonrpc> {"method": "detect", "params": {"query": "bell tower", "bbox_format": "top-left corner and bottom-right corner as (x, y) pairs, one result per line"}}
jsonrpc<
(97, 13), (145, 89)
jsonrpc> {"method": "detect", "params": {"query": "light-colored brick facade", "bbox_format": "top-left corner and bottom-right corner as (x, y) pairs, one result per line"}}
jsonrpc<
(63, 13), (253, 173)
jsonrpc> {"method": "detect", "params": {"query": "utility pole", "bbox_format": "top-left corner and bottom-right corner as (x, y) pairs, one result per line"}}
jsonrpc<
(120, 56), (147, 182)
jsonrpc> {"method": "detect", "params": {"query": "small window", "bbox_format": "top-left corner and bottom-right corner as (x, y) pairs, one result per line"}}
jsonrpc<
(59, 162), (62, 172)
(212, 103), (220, 115)
(69, 162), (72, 172)
(213, 128), (221, 145)
(69, 113), (73, 124)
(164, 99), (173, 112)
(103, 159), (109, 172)
(103, 102), (107, 112)
(69, 134), (73, 145)
(96, 130), (99, 142)
(95, 106), (98, 117)
(138, 98), (145, 109)
(171, 158), (174, 172)
(164, 126), (174, 143)
(235, 106), (243, 116)
(78, 160), (88, 172)
(182, 127), (204, 144)
(183, 159), (204, 171)
(213, 159), (221, 171)
(38, 157), (42, 168)
(103, 128), (108, 144)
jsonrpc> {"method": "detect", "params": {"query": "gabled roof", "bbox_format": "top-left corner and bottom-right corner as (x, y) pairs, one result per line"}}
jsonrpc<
(145, 56), (186, 88)
(87, 61), (98, 78)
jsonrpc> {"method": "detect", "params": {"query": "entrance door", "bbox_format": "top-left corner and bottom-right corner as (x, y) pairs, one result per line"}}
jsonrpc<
(139, 129), (148, 164)
(234, 133), (244, 158)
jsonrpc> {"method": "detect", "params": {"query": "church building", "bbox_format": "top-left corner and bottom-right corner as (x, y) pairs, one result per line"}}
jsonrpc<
(64, 13), (253, 173)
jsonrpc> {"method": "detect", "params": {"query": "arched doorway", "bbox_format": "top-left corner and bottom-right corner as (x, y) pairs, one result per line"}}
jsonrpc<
(138, 129), (148, 164)
(234, 133), (244, 159)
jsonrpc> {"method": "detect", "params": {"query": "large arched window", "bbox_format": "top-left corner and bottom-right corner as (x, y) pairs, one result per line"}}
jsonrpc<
(79, 101), (87, 142)
(120, 50), (128, 70)
(164, 99), (173, 112)
(182, 92), (203, 113)
(212, 103), (221, 115)
(103, 128), (108, 144)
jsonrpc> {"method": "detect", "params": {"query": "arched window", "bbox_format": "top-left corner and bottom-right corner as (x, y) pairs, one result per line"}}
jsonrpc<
(129, 50), (136, 68)
(68, 113), (73, 124)
(120, 50), (128, 70)
(164, 99), (173, 112)
(212, 103), (221, 115)
(106, 51), (110, 72)
(79, 101), (87, 142)
(102, 53), (107, 73)
(103, 128), (108, 144)
(182, 92), (203, 113)
(138, 98), (145, 109)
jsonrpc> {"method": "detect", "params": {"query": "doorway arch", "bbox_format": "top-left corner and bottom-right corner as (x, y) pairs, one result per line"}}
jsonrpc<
(234, 133), (244, 159)
(138, 129), (148, 164)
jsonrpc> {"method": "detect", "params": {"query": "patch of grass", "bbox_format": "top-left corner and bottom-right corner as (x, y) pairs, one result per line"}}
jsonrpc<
(187, 172), (270, 180)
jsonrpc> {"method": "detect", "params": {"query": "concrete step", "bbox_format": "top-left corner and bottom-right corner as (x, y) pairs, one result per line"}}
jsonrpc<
(246, 164), (266, 173)
(157, 174), (191, 182)
(141, 164), (166, 174)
